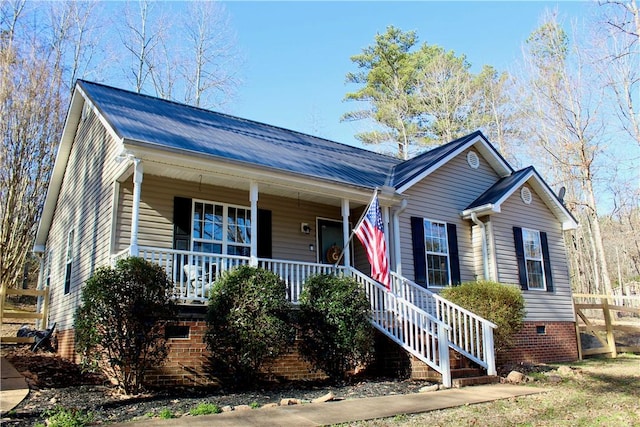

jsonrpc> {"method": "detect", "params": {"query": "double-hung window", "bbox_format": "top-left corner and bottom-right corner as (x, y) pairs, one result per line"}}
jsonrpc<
(522, 228), (545, 290)
(514, 226), (553, 291)
(424, 219), (450, 288)
(192, 200), (251, 256)
(411, 217), (461, 288)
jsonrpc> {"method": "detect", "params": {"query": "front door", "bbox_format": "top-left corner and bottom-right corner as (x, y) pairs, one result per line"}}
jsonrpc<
(317, 218), (346, 265)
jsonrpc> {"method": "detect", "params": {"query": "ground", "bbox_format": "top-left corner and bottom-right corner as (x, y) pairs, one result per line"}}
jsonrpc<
(1, 345), (439, 426)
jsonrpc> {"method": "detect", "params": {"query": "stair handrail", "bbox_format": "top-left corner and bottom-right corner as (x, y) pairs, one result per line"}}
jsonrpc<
(390, 272), (497, 376)
(347, 268), (452, 388)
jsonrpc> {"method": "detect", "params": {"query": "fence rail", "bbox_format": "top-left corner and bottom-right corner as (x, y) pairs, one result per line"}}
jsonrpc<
(0, 285), (50, 344)
(573, 293), (640, 358)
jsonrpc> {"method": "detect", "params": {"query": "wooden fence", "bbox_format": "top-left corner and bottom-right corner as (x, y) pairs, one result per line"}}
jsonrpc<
(573, 293), (640, 359)
(0, 284), (50, 344)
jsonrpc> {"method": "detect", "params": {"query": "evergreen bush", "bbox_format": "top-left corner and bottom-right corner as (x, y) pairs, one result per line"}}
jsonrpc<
(205, 265), (295, 387)
(298, 274), (374, 381)
(74, 257), (176, 394)
(440, 280), (525, 352)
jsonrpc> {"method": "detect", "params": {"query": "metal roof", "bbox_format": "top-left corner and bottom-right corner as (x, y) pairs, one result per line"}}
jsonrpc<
(79, 80), (400, 189)
(465, 166), (534, 210)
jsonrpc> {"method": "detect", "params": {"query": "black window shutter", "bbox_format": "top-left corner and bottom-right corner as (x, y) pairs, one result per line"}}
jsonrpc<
(257, 209), (272, 259)
(173, 197), (192, 251)
(540, 231), (554, 292)
(513, 227), (528, 290)
(446, 223), (461, 286)
(410, 217), (426, 287)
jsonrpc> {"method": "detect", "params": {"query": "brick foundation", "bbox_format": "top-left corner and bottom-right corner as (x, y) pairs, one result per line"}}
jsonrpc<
(498, 321), (578, 365)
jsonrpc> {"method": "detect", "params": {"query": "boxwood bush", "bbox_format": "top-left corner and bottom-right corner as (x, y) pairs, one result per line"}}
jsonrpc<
(205, 266), (295, 387)
(298, 274), (374, 381)
(74, 257), (176, 394)
(440, 280), (525, 353)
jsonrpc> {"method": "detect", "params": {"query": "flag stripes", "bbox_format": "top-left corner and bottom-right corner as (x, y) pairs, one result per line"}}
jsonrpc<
(354, 195), (390, 288)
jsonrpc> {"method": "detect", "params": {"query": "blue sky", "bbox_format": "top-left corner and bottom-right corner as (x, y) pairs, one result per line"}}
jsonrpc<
(221, 1), (595, 149)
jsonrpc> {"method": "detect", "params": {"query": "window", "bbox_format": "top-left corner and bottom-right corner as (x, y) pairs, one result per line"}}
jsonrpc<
(192, 200), (251, 256)
(522, 228), (545, 290)
(424, 219), (450, 288)
(64, 230), (74, 294)
(513, 226), (553, 292)
(411, 217), (460, 288)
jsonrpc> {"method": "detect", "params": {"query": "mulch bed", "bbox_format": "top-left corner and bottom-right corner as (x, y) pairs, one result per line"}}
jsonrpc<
(1, 346), (437, 426)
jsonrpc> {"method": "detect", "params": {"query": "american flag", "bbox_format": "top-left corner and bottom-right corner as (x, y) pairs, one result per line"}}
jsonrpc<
(354, 195), (390, 289)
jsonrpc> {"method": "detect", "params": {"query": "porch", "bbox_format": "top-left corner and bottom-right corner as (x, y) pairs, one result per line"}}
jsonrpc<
(111, 246), (497, 388)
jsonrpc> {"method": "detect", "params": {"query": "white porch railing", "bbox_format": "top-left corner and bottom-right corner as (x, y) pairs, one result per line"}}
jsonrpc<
(109, 247), (500, 386)
(390, 272), (497, 376)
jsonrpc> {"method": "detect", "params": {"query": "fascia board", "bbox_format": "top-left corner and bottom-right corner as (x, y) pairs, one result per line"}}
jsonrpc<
(396, 134), (512, 194)
(526, 173), (579, 230)
(34, 89), (83, 249)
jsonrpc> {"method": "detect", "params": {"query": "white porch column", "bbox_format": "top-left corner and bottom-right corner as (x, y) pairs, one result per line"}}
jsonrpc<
(250, 181), (259, 266)
(341, 198), (351, 268)
(130, 159), (143, 257)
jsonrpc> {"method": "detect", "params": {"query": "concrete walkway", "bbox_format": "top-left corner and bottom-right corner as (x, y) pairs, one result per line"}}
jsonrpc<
(0, 356), (29, 416)
(114, 383), (548, 427)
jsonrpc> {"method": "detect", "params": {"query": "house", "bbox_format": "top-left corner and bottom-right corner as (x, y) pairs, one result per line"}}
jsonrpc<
(34, 80), (579, 387)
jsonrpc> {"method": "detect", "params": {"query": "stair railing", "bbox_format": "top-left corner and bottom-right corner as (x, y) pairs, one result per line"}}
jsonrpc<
(348, 268), (452, 388)
(390, 272), (496, 376)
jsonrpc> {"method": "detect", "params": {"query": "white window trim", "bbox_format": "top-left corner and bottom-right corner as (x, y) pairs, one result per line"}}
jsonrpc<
(191, 199), (251, 255)
(423, 218), (451, 288)
(64, 229), (74, 294)
(522, 227), (546, 291)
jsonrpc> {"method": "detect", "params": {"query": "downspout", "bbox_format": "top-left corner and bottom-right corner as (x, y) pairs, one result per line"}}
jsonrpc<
(470, 212), (489, 281)
(392, 199), (408, 276)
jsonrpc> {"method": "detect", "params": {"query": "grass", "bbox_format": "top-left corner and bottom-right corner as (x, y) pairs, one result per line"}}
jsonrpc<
(343, 354), (640, 427)
(189, 402), (222, 416)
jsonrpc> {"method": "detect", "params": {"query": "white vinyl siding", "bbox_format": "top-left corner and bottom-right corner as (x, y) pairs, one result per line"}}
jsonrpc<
(400, 149), (500, 285)
(44, 107), (122, 330)
(491, 187), (574, 322)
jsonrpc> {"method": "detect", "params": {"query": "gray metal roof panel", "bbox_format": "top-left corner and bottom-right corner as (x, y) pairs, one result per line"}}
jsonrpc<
(390, 131), (484, 188)
(465, 166), (533, 209)
(78, 80), (400, 188)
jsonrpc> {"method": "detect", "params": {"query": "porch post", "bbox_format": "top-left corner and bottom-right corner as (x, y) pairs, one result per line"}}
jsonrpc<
(341, 198), (351, 268)
(130, 159), (143, 257)
(250, 181), (258, 266)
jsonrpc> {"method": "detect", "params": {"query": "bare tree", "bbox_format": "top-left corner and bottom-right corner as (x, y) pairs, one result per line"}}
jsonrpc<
(180, 0), (240, 109)
(0, 6), (65, 290)
(119, 0), (166, 94)
(518, 13), (614, 294)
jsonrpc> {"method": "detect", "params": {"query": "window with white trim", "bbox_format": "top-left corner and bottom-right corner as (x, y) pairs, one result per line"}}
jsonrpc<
(522, 228), (545, 290)
(192, 200), (251, 256)
(64, 230), (74, 294)
(424, 219), (450, 288)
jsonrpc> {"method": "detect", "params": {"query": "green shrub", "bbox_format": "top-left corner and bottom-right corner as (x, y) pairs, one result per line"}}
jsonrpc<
(158, 408), (174, 419)
(189, 402), (222, 416)
(298, 274), (374, 381)
(39, 406), (94, 427)
(74, 257), (176, 394)
(440, 280), (525, 352)
(205, 265), (295, 387)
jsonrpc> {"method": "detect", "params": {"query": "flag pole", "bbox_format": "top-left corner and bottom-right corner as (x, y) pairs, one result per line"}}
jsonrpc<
(333, 188), (379, 267)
